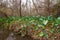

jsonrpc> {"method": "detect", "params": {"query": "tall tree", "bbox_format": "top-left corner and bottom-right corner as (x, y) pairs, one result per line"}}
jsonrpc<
(20, 0), (21, 16)
(44, 0), (51, 16)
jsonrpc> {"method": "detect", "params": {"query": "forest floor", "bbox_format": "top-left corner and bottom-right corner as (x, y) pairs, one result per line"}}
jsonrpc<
(0, 29), (37, 40)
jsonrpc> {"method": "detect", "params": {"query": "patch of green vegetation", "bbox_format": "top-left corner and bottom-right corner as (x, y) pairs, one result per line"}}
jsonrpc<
(0, 15), (60, 38)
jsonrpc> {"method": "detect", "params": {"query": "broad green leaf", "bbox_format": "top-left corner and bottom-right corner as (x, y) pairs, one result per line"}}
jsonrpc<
(39, 31), (44, 36)
(34, 26), (39, 30)
(43, 20), (48, 25)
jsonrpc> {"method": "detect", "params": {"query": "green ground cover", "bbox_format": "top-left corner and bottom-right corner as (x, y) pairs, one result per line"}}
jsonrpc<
(0, 15), (60, 39)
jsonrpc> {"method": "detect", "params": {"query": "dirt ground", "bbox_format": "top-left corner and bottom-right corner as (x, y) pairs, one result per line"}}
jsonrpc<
(0, 29), (38, 40)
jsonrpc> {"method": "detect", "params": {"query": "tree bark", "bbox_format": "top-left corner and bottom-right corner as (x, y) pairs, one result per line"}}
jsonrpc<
(20, 0), (21, 16)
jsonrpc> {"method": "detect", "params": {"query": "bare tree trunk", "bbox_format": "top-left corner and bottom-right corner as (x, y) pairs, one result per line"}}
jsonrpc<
(32, 0), (39, 15)
(44, 0), (51, 16)
(20, 0), (21, 16)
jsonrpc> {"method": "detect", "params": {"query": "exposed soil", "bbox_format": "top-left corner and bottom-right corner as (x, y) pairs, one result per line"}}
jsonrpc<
(0, 29), (36, 40)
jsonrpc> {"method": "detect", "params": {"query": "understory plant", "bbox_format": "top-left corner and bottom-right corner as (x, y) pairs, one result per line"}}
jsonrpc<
(0, 15), (60, 39)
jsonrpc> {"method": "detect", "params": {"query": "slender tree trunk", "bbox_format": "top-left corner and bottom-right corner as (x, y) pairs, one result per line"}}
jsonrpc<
(32, 0), (39, 15)
(20, 0), (21, 16)
(44, 0), (50, 16)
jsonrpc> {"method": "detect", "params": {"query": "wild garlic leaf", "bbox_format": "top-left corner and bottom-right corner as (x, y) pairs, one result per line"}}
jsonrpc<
(39, 31), (44, 36)
(43, 20), (48, 25)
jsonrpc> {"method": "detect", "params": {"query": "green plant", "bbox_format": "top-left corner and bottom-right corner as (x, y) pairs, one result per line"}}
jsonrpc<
(0, 15), (60, 39)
